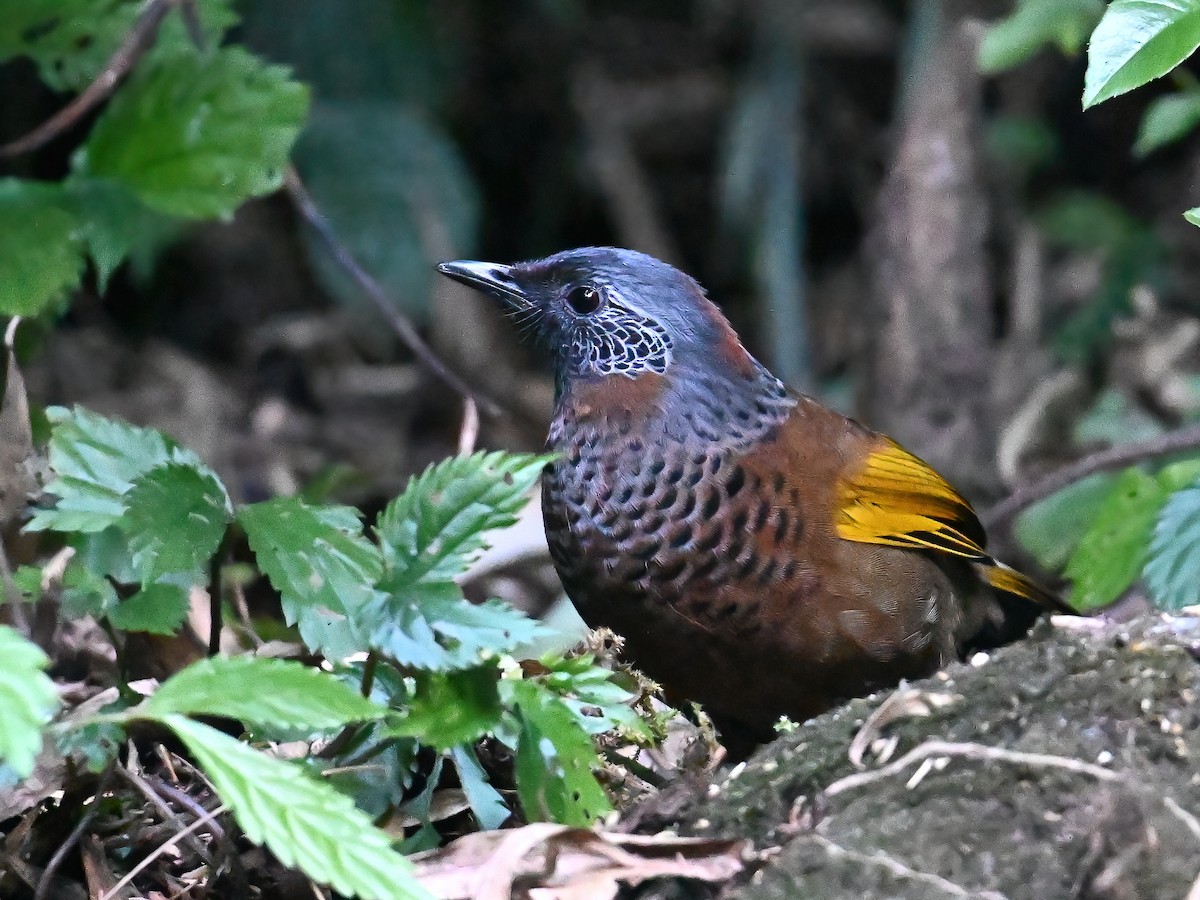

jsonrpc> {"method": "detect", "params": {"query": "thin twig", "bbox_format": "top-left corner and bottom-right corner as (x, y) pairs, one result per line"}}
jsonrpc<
(0, 0), (184, 159)
(34, 766), (118, 900)
(99, 804), (227, 900)
(282, 168), (500, 416)
(823, 739), (1121, 799)
(982, 424), (1200, 532)
(806, 833), (1009, 900)
(115, 766), (211, 861)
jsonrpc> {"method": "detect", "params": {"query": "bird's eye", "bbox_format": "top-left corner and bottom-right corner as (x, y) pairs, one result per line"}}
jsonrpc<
(565, 285), (602, 316)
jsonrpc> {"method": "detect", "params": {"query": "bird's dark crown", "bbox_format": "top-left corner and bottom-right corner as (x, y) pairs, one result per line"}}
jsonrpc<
(437, 247), (741, 387)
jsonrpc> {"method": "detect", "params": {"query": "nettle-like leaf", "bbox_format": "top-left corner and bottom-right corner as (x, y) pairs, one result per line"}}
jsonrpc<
(141, 656), (383, 730)
(377, 451), (551, 586)
(530, 654), (647, 737)
(162, 716), (430, 900)
(76, 46), (309, 219)
(0, 179), (85, 316)
(1144, 479), (1200, 610)
(367, 452), (550, 669)
(1084, 0), (1200, 109)
(0, 0), (236, 93)
(239, 498), (382, 660)
(107, 581), (191, 635)
(385, 665), (502, 750)
(26, 406), (175, 533)
(369, 588), (543, 671)
(124, 461), (232, 582)
(978, 0), (1104, 73)
(0, 626), (60, 779)
(506, 680), (612, 826)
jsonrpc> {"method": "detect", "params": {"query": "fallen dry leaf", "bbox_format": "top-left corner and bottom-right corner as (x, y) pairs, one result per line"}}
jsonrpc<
(410, 823), (745, 900)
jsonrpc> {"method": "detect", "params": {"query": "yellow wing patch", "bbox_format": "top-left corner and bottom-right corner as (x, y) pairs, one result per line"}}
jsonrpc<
(835, 439), (989, 560)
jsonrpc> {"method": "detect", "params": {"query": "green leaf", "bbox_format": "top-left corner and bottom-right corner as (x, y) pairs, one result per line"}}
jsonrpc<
(26, 406), (175, 533)
(107, 581), (190, 635)
(507, 680), (611, 826)
(1144, 479), (1200, 609)
(123, 461), (231, 582)
(0, 179), (85, 316)
(979, 0), (1104, 73)
(377, 451), (551, 587)
(0, 0), (237, 93)
(163, 715), (430, 900)
(1015, 473), (1119, 571)
(0, 626), (59, 779)
(1064, 467), (1170, 609)
(449, 744), (510, 830)
(386, 666), (502, 749)
(1185, 207), (1200, 226)
(370, 591), (543, 671)
(1084, 0), (1200, 108)
(0, 0), (139, 92)
(1134, 89), (1200, 155)
(238, 498), (382, 660)
(294, 102), (477, 321)
(141, 656), (383, 729)
(76, 46), (309, 219)
(527, 654), (646, 737)
(64, 177), (176, 292)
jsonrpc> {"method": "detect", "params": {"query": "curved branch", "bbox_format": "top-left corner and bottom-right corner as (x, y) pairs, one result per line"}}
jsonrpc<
(0, 0), (183, 160)
(283, 168), (500, 416)
(982, 423), (1200, 531)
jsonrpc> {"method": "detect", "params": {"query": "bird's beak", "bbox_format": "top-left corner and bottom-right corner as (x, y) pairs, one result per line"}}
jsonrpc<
(436, 260), (531, 312)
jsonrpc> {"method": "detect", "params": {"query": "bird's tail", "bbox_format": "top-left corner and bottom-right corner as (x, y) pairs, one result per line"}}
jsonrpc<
(974, 558), (1074, 615)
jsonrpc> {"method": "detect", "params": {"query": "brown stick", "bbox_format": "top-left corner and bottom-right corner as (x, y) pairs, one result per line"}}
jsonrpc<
(0, 0), (187, 159)
(982, 424), (1200, 532)
(282, 168), (501, 416)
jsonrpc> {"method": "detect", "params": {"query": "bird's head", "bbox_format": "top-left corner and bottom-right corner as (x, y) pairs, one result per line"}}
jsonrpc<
(437, 247), (751, 390)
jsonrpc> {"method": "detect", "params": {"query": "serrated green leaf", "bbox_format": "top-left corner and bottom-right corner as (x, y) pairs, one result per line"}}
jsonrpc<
(0, 626), (59, 778)
(530, 654), (647, 737)
(377, 451), (551, 587)
(0, 179), (85, 316)
(0, 0), (236, 93)
(26, 406), (175, 533)
(979, 0), (1104, 73)
(1185, 207), (1200, 226)
(76, 46), (308, 219)
(385, 666), (501, 750)
(1134, 89), (1200, 155)
(107, 581), (190, 634)
(141, 656), (383, 729)
(1065, 467), (1170, 609)
(63, 177), (176, 291)
(0, 0), (139, 92)
(164, 715), (430, 900)
(123, 461), (231, 582)
(239, 498), (382, 660)
(370, 591), (544, 671)
(1144, 479), (1200, 609)
(449, 744), (510, 830)
(507, 679), (611, 826)
(1084, 0), (1200, 109)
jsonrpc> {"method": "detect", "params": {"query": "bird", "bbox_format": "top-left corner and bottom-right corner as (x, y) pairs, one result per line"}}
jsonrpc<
(438, 247), (1071, 755)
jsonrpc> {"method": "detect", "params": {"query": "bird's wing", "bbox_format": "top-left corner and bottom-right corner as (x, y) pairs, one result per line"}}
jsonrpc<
(834, 438), (989, 560)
